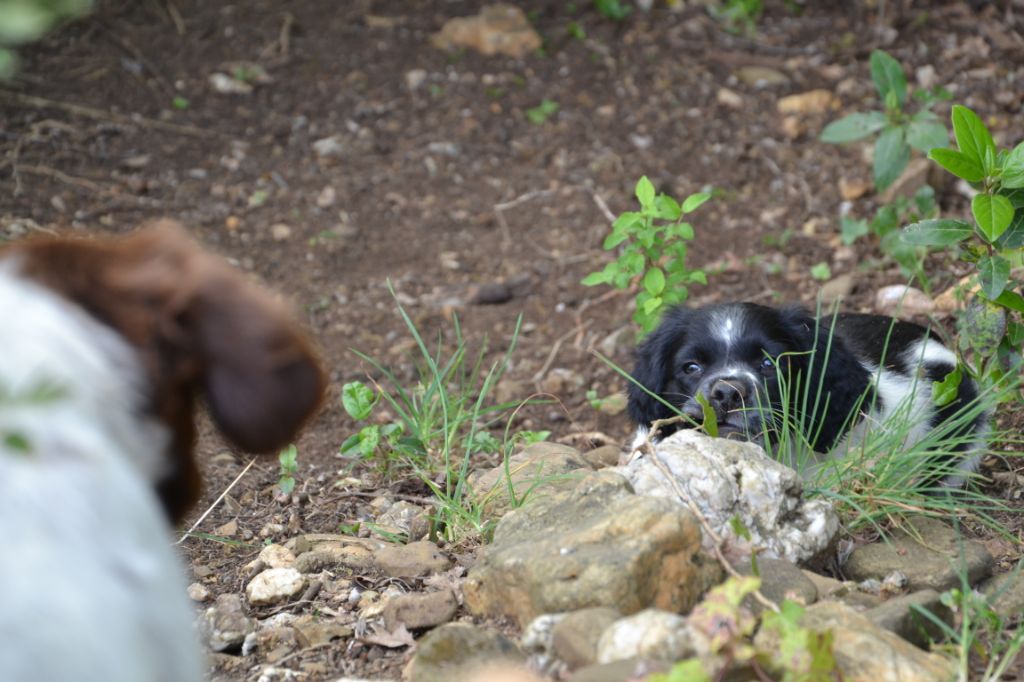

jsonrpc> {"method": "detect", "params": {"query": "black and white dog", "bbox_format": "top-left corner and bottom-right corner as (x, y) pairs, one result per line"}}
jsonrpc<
(626, 302), (987, 486)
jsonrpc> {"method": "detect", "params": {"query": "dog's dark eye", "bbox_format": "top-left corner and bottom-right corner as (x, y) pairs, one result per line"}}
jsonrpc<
(681, 362), (702, 375)
(761, 356), (774, 370)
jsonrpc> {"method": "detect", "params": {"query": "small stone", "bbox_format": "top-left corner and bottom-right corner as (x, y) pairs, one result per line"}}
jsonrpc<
(736, 557), (818, 615)
(820, 274), (856, 304)
(596, 609), (695, 664)
(215, 519), (238, 537)
(209, 72), (253, 95)
(187, 582), (211, 602)
(581, 445), (622, 469)
(313, 135), (346, 158)
(552, 607), (621, 669)
(405, 68), (428, 90)
(839, 177), (871, 201)
(201, 594), (256, 652)
(430, 4), (542, 58)
(539, 367), (585, 395)
(777, 89), (837, 115)
(316, 186), (336, 208)
(374, 540), (451, 578)
(875, 285), (935, 317)
(916, 65), (938, 89)
(270, 223), (293, 241)
(245, 568), (306, 606)
(735, 66), (789, 88)
(865, 589), (951, 647)
(780, 115), (803, 139)
(259, 544), (296, 569)
(716, 88), (743, 109)
(383, 590), (459, 631)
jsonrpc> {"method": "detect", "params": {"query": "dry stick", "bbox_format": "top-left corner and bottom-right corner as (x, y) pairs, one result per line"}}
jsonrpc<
(174, 458), (257, 545)
(494, 188), (555, 244)
(633, 420), (780, 614)
(0, 91), (219, 138)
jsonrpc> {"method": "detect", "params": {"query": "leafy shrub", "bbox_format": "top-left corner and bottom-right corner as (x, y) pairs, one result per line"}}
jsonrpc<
(583, 176), (711, 337)
(900, 105), (1024, 388)
(820, 50), (950, 191)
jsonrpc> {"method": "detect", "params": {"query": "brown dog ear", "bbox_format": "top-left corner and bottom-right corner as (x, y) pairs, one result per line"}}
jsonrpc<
(117, 220), (327, 454)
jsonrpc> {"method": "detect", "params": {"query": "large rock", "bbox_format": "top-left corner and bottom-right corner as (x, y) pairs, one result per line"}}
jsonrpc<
(430, 4), (542, 58)
(373, 540), (451, 578)
(468, 442), (590, 519)
(464, 471), (708, 626)
(844, 517), (992, 592)
(382, 590), (458, 631)
(756, 601), (955, 682)
(736, 557), (818, 615)
(614, 431), (839, 563)
(404, 622), (524, 682)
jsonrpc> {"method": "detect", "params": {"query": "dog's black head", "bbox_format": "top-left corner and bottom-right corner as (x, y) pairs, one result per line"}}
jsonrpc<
(627, 302), (871, 450)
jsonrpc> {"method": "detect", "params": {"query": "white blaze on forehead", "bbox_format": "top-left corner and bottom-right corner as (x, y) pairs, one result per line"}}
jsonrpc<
(712, 308), (744, 350)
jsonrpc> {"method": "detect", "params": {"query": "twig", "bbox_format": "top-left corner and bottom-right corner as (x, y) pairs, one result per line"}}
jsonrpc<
(632, 423), (780, 613)
(494, 188), (555, 245)
(17, 164), (107, 193)
(586, 188), (617, 224)
(175, 458), (257, 545)
(165, 0), (186, 36)
(0, 91), (218, 138)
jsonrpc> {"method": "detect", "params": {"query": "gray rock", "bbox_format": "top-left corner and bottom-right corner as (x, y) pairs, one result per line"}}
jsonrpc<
(981, 568), (1024, 620)
(464, 471), (708, 626)
(382, 590), (458, 631)
(521, 613), (565, 655)
(552, 607), (621, 669)
(737, 557), (818, 615)
(468, 442), (590, 519)
(581, 445), (622, 469)
(865, 590), (951, 648)
(374, 540), (451, 578)
(735, 66), (790, 87)
(596, 609), (694, 664)
(200, 594), (256, 652)
(844, 517), (992, 592)
(614, 430), (839, 563)
(802, 570), (881, 610)
(755, 601), (954, 682)
(820, 273), (856, 304)
(404, 622), (524, 682)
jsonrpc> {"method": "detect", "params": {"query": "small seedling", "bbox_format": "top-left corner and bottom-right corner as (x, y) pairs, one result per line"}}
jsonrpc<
(593, 0), (632, 21)
(583, 176), (711, 336)
(809, 262), (832, 281)
(171, 96), (189, 110)
(710, 0), (763, 36)
(526, 99), (559, 125)
(821, 50), (950, 191)
(277, 444), (298, 496)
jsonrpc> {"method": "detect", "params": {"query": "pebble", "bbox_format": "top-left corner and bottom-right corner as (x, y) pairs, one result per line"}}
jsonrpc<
(716, 88), (744, 109)
(187, 582), (211, 602)
(245, 568), (306, 605)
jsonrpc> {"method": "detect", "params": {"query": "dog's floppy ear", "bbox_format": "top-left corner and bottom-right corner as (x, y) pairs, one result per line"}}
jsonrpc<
(627, 306), (690, 427)
(116, 221), (326, 453)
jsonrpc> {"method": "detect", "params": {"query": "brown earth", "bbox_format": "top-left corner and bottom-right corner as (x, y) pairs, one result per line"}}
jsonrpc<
(3, 1), (1024, 680)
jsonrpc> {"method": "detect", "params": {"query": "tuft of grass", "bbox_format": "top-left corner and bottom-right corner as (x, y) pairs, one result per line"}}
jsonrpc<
(342, 284), (542, 543)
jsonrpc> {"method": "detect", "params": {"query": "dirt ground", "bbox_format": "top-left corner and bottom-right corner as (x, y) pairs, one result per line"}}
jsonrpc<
(3, 1), (1024, 679)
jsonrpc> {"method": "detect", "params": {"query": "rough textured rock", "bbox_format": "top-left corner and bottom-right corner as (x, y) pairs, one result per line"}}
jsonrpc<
(258, 543), (296, 569)
(373, 540), (451, 578)
(520, 613), (565, 656)
(756, 601), (955, 682)
(429, 4), (542, 58)
(595, 609), (695, 664)
(287, 534), (383, 573)
(865, 590), (951, 647)
(737, 557), (818, 615)
(382, 590), (458, 631)
(404, 622), (524, 682)
(776, 89), (837, 115)
(844, 517), (992, 592)
(375, 500), (431, 541)
(464, 471), (707, 626)
(468, 441), (590, 519)
(802, 570), (881, 610)
(581, 444), (622, 469)
(614, 431), (839, 563)
(245, 567), (305, 606)
(552, 607), (622, 669)
(981, 570), (1024, 620)
(201, 594), (257, 652)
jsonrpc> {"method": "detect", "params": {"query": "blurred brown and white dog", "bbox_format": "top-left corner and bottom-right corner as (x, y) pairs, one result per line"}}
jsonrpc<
(0, 221), (325, 682)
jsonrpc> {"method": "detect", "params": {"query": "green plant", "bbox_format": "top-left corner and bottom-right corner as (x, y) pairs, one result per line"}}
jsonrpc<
(583, 176), (711, 336)
(593, 0), (631, 21)
(709, 0), (763, 36)
(566, 20), (585, 40)
(526, 99), (559, 125)
(820, 50), (950, 191)
(900, 105), (1024, 389)
(277, 444), (298, 496)
(0, 0), (91, 77)
(809, 262), (831, 281)
(340, 288), (536, 542)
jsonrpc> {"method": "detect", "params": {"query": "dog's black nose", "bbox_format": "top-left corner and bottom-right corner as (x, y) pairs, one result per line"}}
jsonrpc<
(708, 379), (748, 413)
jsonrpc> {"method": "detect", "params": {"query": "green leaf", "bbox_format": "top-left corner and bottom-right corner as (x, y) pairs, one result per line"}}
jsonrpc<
(900, 218), (972, 246)
(641, 296), (662, 314)
(341, 381), (377, 420)
(612, 211), (642, 232)
(928, 148), (984, 183)
(906, 119), (949, 153)
(809, 262), (832, 280)
(357, 424), (380, 458)
(636, 176), (656, 208)
(581, 271), (609, 286)
(994, 289), (1024, 314)
(695, 393), (718, 437)
(655, 194), (681, 220)
(681, 192), (711, 213)
(996, 209), (1024, 249)
(870, 50), (907, 107)
(840, 216), (869, 245)
(1002, 141), (1024, 189)
(672, 222), (695, 240)
(951, 105), (994, 168)
(602, 230), (629, 249)
(819, 111), (887, 143)
(3, 432), (31, 454)
(978, 255), (1011, 300)
(688, 270), (708, 285)
(972, 193), (1014, 242)
(643, 268), (666, 295)
(873, 126), (910, 190)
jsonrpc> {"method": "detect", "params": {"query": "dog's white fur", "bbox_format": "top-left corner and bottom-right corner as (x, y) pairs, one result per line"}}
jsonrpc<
(0, 262), (201, 682)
